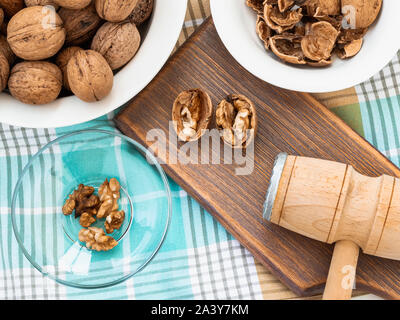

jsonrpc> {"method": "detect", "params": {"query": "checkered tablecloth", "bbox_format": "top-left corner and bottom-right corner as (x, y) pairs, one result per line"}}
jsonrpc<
(0, 0), (399, 300)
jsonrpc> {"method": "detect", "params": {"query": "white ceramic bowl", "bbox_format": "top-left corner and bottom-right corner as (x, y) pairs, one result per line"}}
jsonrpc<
(211, 0), (400, 93)
(0, 0), (188, 128)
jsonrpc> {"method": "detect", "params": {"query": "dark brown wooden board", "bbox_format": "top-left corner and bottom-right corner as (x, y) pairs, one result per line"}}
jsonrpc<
(115, 18), (400, 299)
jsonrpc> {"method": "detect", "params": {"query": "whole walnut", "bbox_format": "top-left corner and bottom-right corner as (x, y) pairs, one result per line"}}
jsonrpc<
(56, 46), (83, 90)
(7, 6), (66, 60)
(91, 21), (140, 70)
(67, 50), (113, 102)
(55, 0), (92, 10)
(0, 52), (9, 92)
(58, 4), (103, 46)
(0, 34), (14, 64)
(0, 0), (24, 17)
(0, 8), (4, 27)
(128, 0), (153, 26)
(8, 61), (62, 105)
(25, 0), (59, 9)
(95, 0), (139, 22)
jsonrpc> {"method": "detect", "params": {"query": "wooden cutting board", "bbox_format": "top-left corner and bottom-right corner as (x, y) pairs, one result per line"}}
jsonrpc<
(115, 18), (400, 299)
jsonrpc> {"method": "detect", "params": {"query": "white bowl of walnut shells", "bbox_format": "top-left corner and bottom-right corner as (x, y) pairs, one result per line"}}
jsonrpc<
(0, 0), (187, 128)
(211, 0), (400, 93)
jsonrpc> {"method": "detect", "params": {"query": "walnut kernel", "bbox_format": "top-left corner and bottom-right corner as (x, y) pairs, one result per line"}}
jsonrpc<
(78, 227), (118, 251)
(79, 212), (96, 228)
(105, 210), (125, 233)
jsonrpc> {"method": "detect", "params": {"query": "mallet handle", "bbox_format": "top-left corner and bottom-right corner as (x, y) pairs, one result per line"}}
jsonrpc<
(323, 240), (359, 300)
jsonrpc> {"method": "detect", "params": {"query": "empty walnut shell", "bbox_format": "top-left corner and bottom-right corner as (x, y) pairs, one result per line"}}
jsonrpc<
(7, 6), (66, 60)
(59, 4), (103, 46)
(55, 0), (92, 9)
(0, 52), (9, 92)
(301, 21), (338, 62)
(56, 46), (83, 91)
(278, 0), (294, 12)
(246, 0), (264, 14)
(0, 0), (24, 17)
(256, 15), (272, 50)
(269, 34), (306, 65)
(67, 50), (114, 102)
(216, 94), (257, 149)
(95, 0), (139, 22)
(128, 0), (153, 26)
(0, 35), (15, 65)
(25, 0), (59, 9)
(172, 89), (213, 142)
(337, 38), (363, 59)
(306, 0), (340, 16)
(264, 4), (302, 33)
(342, 0), (382, 29)
(91, 21), (141, 70)
(8, 61), (62, 105)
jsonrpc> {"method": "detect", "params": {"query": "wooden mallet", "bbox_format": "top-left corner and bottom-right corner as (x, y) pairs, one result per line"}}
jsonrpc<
(264, 153), (400, 300)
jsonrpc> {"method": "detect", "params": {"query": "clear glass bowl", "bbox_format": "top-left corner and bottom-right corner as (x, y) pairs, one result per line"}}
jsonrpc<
(11, 129), (172, 289)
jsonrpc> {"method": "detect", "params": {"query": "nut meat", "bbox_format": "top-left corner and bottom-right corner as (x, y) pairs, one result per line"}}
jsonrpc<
(8, 61), (62, 105)
(172, 89), (213, 142)
(79, 227), (118, 251)
(216, 94), (257, 148)
(105, 210), (125, 233)
(91, 21), (141, 70)
(97, 178), (120, 219)
(7, 6), (66, 60)
(79, 212), (96, 228)
(67, 49), (114, 102)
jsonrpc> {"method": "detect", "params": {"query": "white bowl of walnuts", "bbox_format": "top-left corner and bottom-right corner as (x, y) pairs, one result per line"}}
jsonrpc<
(0, 0), (187, 128)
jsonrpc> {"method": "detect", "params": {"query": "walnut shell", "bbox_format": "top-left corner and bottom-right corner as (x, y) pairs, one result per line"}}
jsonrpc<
(269, 34), (306, 65)
(301, 21), (339, 62)
(264, 4), (302, 33)
(0, 52), (9, 92)
(0, 8), (4, 27)
(172, 89), (213, 142)
(128, 0), (153, 26)
(67, 49), (113, 102)
(95, 0), (139, 22)
(0, 34), (14, 64)
(8, 61), (62, 105)
(25, 0), (59, 9)
(342, 0), (382, 29)
(306, 0), (340, 16)
(7, 6), (66, 60)
(56, 46), (83, 91)
(216, 94), (257, 148)
(59, 4), (103, 46)
(55, 0), (91, 9)
(91, 21), (140, 70)
(0, 0), (24, 17)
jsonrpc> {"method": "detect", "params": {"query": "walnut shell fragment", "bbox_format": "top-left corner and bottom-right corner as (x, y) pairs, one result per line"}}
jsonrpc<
(0, 52), (9, 92)
(56, 46), (83, 91)
(216, 94), (257, 148)
(301, 21), (339, 62)
(246, 0), (264, 14)
(79, 227), (118, 251)
(8, 61), (62, 105)
(337, 38), (363, 59)
(172, 89), (213, 142)
(55, 0), (92, 9)
(67, 49), (113, 102)
(0, 8), (4, 27)
(95, 0), (139, 22)
(91, 21), (140, 70)
(7, 6), (66, 60)
(58, 4), (103, 46)
(256, 15), (272, 50)
(128, 0), (153, 26)
(306, 0), (340, 16)
(269, 34), (306, 64)
(264, 4), (302, 33)
(342, 0), (382, 29)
